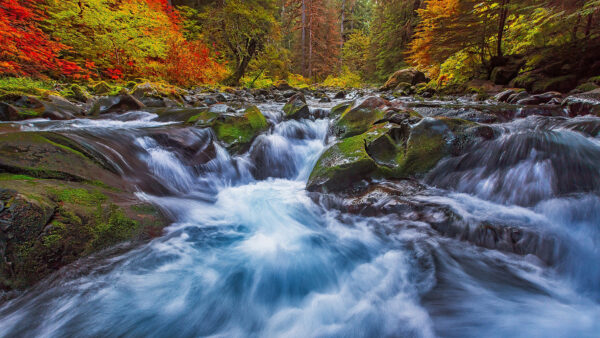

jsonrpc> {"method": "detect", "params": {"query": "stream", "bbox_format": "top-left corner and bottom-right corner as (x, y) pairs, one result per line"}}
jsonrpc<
(0, 96), (599, 337)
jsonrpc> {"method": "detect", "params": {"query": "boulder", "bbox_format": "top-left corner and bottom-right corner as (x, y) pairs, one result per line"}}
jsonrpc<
(494, 89), (516, 102)
(562, 88), (600, 117)
(334, 91), (346, 99)
(92, 81), (112, 95)
(283, 93), (310, 119)
(308, 117), (467, 193)
(380, 68), (427, 91)
(90, 94), (145, 115)
(329, 101), (353, 119)
(212, 106), (269, 152)
(332, 96), (389, 138)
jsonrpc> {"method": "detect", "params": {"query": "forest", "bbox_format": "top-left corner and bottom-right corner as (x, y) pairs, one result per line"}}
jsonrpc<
(1, 1), (600, 337)
(1, 0), (599, 91)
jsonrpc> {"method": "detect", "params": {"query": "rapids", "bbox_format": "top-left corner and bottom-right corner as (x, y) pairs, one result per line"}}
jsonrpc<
(0, 98), (599, 337)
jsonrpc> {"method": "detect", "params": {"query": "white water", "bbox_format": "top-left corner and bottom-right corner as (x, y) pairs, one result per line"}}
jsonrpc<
(1, 108), (600, 337)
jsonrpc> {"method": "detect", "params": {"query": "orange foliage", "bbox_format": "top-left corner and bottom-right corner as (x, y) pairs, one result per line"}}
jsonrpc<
(162, 38), (227, 86)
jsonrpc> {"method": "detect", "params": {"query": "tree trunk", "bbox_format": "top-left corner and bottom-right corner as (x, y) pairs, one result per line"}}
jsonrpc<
(585, 12), (593, 38)
(496, 0), (510, 58)
(341, 0), (345, 65)
(226, 39), (257, 86)
(301, 0), (307, 76)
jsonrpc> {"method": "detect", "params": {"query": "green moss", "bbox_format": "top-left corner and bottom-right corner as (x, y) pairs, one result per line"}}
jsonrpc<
(187, 110), (217, 124)
(50, 187), (107, 206)
(589, 76), (600, 86)
(330, 101), (353, 119)
(0, 173), (36, 181)
(576, 82), (599, 92)
(90, 204), (139, 250)
(0, 77), (56, 96)
(334, 104), (386, 138)
(212, 106), (268, 150)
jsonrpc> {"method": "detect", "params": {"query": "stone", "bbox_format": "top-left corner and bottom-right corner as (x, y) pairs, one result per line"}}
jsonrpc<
(283, 92), (310, 119)
(380, 68), (427, 91)
(332, 96), (389, 138)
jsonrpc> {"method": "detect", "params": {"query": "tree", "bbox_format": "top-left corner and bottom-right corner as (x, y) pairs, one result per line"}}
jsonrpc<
(369, 0), (422, 81)
(201, 0), (279, 86)
(0, 0), (82, 78)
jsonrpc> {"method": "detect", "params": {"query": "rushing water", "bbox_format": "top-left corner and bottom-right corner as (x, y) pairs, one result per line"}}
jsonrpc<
(1, 100), (599, 337)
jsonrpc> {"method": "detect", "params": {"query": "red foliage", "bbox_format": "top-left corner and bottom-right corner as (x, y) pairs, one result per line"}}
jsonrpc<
(0, 0), (84, 78)
(105, 68), (124, 80)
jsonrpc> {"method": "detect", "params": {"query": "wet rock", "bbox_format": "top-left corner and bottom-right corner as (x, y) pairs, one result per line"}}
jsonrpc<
(90, 94), (145, 115)
(329, 101), (353, 119)
(308, 117), (464, 193)
(562, 88), (600, 116)
(212, 105), (269, 152)
(307, 128), (381, 193)
(507, 91), (530, 104)
(283, 92), (310, 119)
(334, 91), (346, 99)
(494, 89), (516, 102)
(380, 68), (427, 91)
(332, 96), (389, 138)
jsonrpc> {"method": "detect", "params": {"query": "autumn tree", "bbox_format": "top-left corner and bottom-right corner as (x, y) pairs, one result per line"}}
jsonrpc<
(0, 0), (82, 78)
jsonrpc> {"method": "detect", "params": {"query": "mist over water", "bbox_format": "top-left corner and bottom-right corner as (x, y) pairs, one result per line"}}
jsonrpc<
(1, 104), (599, 337)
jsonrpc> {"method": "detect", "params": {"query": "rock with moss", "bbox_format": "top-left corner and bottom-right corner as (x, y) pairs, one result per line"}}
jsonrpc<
(576, 82), (599, 93)
(380, 68), (427, 91)
(0, 132), (169, 290)
(92, 81), (112, 95)
(330, 101), (353, 119)
(308, 117), (476, 193)
(332, 96), (389, 138)
(212, 105), (269, 152)
(531, 75), (578, 94)
(0, 132), (120, 183)
(283, 92), (310, 119)
(0, 179), (167, 290)
(67, 84), (91, 102)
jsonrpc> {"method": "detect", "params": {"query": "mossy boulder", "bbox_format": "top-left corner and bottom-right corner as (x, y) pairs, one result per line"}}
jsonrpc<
(330, 101), (353, 119)
(283, 92), (310, 119)
(332, 96), (388, 138)
(212, 105), (269, 152)
(92, 81), (112, 95)
(307, 128), (382, 193)
(308, 117), (472, 193)
(380, 68), (427, 91)
(0, 132), (120, 183)
(0, 178), (167, 290)
(576, 82), (599, 93)
(66, 84), (91, 102)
